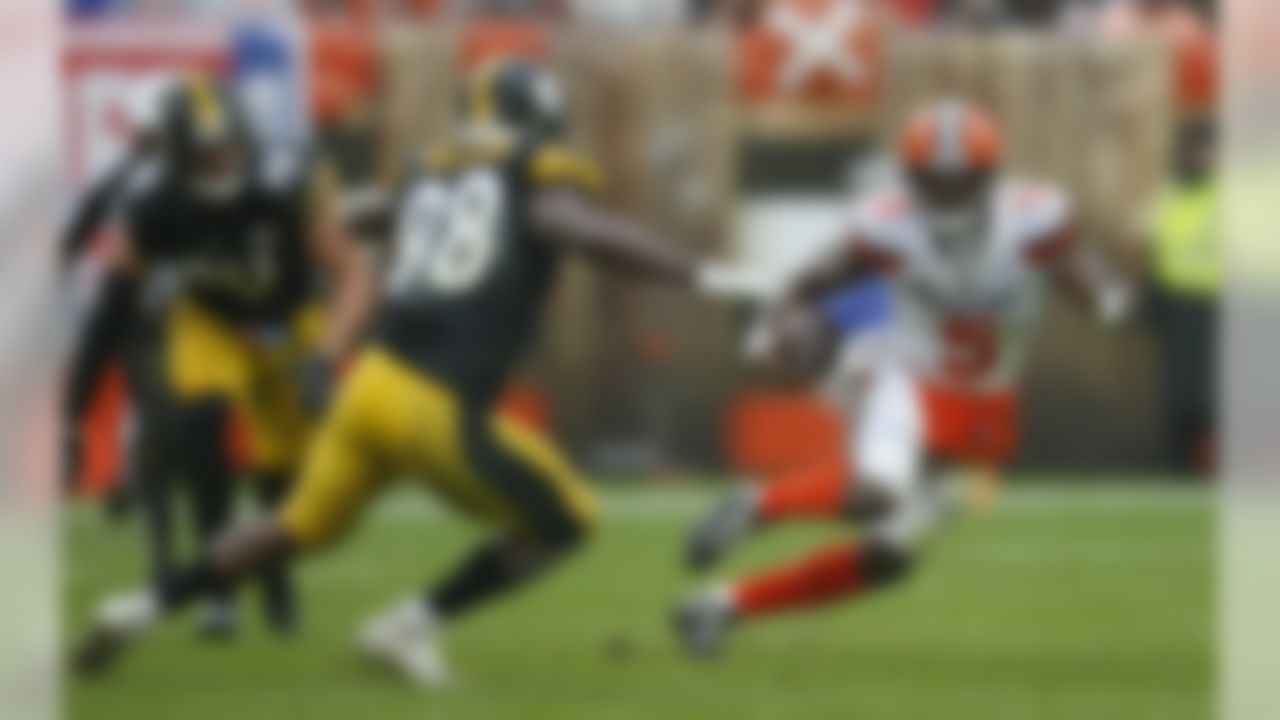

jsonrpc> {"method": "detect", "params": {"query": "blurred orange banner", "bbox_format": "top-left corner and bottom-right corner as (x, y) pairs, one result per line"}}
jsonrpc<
(460, 22), (550, 69)
(737, 0), (882, 106)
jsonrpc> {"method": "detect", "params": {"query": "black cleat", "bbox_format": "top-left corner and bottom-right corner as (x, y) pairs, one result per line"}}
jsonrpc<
(72, 623), (129, 677)
(71, 590), (158, 677)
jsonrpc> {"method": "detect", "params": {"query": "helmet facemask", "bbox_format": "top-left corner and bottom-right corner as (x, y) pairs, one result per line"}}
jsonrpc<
(185, 133), (247, 205)
(910, 166), (995, 257)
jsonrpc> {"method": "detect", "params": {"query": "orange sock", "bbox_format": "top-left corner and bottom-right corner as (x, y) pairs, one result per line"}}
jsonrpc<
(758, 458), (849, 521)
(733, 543), (863, 618)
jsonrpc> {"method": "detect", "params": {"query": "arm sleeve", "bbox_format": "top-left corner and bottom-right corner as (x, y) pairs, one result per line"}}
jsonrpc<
(59, 157), (134, 268)
(64, 271), (139, 426)
(1020, 186), (1076, 266)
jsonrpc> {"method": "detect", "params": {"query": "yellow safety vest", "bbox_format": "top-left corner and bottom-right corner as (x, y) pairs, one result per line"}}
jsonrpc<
(1153, 180), (1219, 297)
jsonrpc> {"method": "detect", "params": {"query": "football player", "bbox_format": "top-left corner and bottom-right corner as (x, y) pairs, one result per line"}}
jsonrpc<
(676, 100), (1132, 656)
(73, 59), (752, 684)
(61, 82), (167, 507)
(73, 72), (374, 638)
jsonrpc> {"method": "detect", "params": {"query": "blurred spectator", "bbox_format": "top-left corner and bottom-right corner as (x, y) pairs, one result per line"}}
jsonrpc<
(424, 0), (564, 17)
(693, 0), (937, 28)
(69, 0), (298, 19)
(67, 0), (122, 19)
(691, 0), (768, 26)
(936, 0), (1069, 27)
(233, 22), (310, 151)
(304, 6), (381, 187)
(1146, 120), (1217, 472)
(571, 0), (684, 26)
(298, 0), (370, 18)
(1098, 0), (1216, 116)
(938, 0), (1010, 27)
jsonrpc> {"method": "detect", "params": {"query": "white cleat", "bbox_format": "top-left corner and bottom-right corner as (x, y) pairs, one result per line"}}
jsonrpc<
(686, 485), (761, 572)
(357, 599), (451, 689)
(673, 587), (736, 660)
(73, 588), (160, 676)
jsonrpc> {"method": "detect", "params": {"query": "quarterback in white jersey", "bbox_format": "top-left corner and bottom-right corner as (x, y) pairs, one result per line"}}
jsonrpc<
(675, 100), (1128, 658)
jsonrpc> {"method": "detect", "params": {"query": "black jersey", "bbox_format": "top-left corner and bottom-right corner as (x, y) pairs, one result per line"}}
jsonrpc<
(376, 139), (601, 397)
(125, 153), (328, 326)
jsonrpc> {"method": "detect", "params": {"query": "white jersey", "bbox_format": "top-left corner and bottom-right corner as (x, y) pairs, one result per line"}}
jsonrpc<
(845, 177), (1072, 391)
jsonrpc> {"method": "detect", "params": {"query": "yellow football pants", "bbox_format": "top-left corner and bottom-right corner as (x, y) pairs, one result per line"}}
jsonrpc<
(165, 299), (323, 473)
(280, 348), (598, 550)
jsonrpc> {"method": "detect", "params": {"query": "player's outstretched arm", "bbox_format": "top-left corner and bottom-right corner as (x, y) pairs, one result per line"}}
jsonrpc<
(529, 187), (771, 300)
(1044, 230), (1135, 328)
(746, 236), (876, 374)
(308, 183), (378, 363)
(784, 236), (878, 306)
(62, 240), (143, 490)
(530, 187), (699, 285)
(58, 152), (140, 273)
(301, 180), (378, 414)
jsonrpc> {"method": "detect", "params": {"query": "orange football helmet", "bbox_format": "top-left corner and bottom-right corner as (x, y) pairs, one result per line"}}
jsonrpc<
(898, 100), (1001, 213)
(899, 100), (1002, 174)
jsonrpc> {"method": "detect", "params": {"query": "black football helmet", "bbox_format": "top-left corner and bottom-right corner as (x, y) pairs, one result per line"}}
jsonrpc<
(457, 58), (567, 145)
(158, 73), (252, 203)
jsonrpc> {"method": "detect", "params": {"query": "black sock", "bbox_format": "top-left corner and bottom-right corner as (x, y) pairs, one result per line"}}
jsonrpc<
(427, 541), (562, 622)
(179, 400), (235, 608)
(255, 477), (298, 632)
(156, 557), (228, 612)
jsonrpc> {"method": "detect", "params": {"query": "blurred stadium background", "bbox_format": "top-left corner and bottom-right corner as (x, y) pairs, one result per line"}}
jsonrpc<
(60, 0), (1216, 718)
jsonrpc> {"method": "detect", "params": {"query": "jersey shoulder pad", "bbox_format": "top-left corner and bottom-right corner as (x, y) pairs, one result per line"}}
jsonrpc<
(1002, 179), (1074, 263)
(848, 188), (915, 253)
(528, 144), (603, 196)
(1004, 179), (1072, 240)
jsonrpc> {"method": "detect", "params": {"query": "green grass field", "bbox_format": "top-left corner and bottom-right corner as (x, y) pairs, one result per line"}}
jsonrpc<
(66, 480), (1211, 720)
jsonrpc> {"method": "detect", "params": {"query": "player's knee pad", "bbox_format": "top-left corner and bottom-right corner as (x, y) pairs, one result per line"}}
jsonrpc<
(862, 541), (915, 587)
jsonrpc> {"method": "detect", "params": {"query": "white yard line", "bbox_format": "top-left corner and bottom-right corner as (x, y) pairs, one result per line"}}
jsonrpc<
(62, 482), (1212, 528)
(363, 483), (1212, 523)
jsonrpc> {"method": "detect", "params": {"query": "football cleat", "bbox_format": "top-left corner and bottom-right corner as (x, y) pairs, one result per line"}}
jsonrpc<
(72, 588), (160, 676)
(686, 485), (760, 572)
(357, 598), (451, 689)
(197, 598), (238, 641)
(672, 588), (736, 660)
